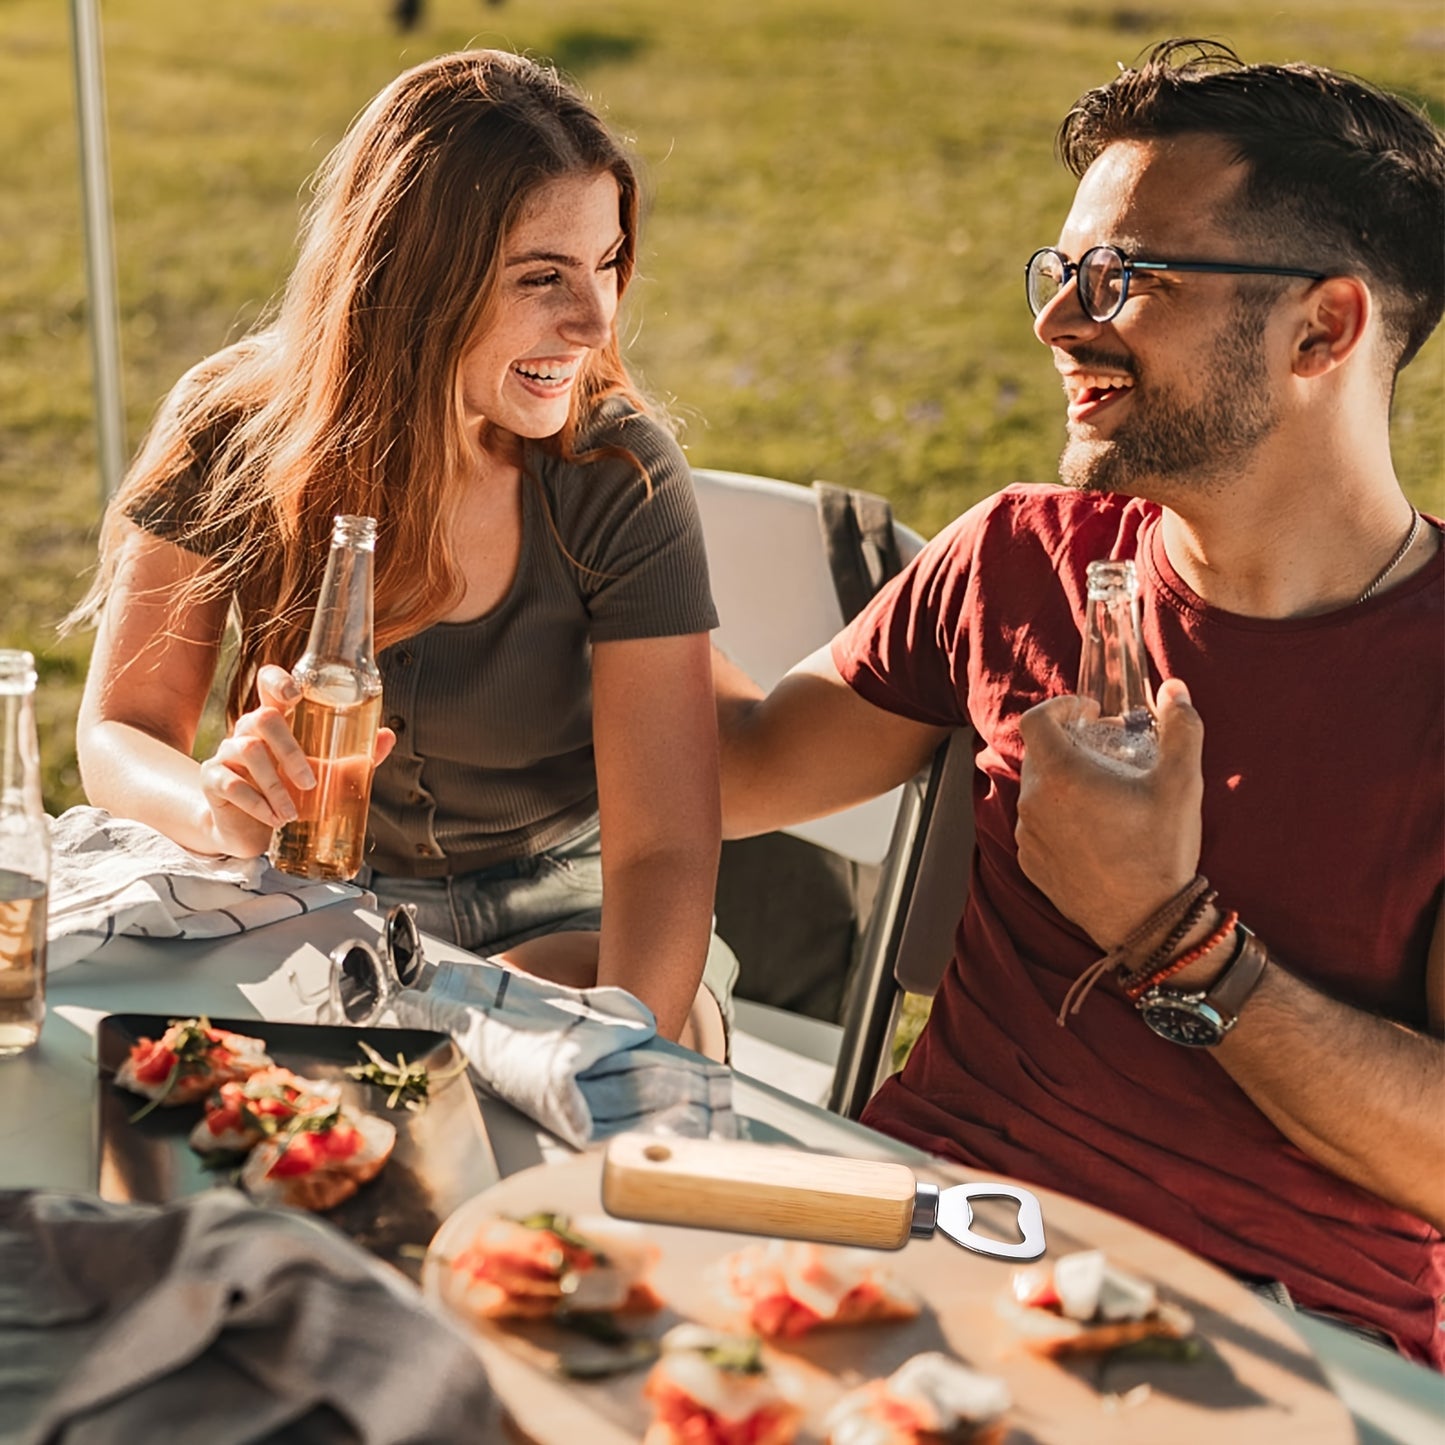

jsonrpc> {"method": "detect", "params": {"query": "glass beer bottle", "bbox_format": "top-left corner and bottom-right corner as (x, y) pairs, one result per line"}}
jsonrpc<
(0, 651), (49, 1056)
(1070, 559), (1158, 774)
(270, 515), (383, 881)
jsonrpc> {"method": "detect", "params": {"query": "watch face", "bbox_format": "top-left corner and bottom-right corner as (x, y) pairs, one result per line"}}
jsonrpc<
(1139, 995), (1225, 1048)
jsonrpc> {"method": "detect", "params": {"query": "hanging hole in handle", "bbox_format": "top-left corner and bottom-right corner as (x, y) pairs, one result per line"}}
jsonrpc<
(643, 1144), (672, 1163)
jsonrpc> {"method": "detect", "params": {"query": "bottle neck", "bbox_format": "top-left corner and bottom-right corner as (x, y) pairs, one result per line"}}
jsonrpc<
(0, 683), (44, 823)
(1077, 583), (1155, 721)
(301, 539), (376, 669)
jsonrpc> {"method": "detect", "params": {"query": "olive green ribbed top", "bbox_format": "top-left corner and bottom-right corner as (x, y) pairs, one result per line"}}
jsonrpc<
(132, 402), (718, 876)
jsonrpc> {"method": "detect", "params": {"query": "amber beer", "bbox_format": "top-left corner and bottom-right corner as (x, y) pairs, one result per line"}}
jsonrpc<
(270, 517), (382, 882)
(271, 684), (383, 880)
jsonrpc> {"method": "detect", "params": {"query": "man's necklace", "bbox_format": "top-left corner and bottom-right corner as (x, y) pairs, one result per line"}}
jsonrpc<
(1356, 508), (1422, 605)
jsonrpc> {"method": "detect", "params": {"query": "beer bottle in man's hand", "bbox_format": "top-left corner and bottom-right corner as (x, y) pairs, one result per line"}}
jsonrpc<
(1070, 559), (1158, 774)
(271, 515), (383, 880)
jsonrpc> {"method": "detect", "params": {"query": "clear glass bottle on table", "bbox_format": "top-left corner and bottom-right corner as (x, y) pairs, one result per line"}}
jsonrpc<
(0, 651), (49, 1056)
(1070, 559), (1158, 774)
(270, 515), (383, 881)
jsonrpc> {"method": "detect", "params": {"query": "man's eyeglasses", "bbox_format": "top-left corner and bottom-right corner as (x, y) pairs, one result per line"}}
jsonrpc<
(1025, 244), (1327, 324)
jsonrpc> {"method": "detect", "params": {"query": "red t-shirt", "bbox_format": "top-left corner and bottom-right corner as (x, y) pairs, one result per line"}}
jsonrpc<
(835, 485), (1445, 1367)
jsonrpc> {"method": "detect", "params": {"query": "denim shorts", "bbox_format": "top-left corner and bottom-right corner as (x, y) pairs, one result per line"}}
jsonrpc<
(358, 817), (739, 1030)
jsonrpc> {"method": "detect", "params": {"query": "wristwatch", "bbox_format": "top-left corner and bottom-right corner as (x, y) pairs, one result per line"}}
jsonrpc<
(1137, 924), (1269, 1047)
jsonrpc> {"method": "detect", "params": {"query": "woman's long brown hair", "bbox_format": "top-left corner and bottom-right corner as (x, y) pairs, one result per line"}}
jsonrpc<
(72, 50), (647, 722)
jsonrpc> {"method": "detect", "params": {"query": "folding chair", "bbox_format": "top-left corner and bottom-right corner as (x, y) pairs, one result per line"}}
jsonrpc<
(827, 725), (975, 1117)
(693, 468), (971, 1113)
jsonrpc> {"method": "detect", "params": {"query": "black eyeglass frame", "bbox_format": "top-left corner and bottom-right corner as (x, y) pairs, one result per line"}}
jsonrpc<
(327, 903), (425, 1026)
(1025, 244), (1328, 323)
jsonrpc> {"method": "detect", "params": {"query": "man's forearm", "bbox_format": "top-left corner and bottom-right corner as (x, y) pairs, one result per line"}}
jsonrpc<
(1214, 958), (1445, 1229)
(713, 644), (946, 839)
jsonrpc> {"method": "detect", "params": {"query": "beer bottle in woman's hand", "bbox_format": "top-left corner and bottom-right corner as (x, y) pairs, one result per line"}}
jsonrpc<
(271, 516), (383, 880)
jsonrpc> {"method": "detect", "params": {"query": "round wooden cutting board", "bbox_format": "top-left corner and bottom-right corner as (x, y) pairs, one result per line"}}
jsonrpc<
(422, 1148), (1355, 1445)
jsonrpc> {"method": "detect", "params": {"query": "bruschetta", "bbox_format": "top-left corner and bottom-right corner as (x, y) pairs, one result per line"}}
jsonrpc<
(240, 1107), (395, 1213)
(443, 1212), (662, 1323)
(186, 1067), (341, 1154)
(824, 1352), (1011, 1444)
(644, 1324), (801, 1445)
(115, 1017), (272, 1108)
(1007, 1249), (1194, 1357)
(710, 1239), (920, 1339)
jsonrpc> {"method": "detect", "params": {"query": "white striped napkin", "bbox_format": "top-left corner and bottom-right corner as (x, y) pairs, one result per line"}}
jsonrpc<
(46, 806), (361, 972)
(393, 958), (737, 1149)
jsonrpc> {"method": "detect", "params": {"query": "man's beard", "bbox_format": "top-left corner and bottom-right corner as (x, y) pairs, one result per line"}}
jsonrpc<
(1059, 298), (1279, 496)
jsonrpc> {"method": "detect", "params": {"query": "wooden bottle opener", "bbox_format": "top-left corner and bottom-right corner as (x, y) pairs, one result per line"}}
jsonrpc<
(601, 1134), (1045, 1260)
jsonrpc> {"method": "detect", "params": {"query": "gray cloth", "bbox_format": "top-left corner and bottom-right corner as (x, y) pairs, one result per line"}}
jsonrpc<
(0, 1189), (499, 1445)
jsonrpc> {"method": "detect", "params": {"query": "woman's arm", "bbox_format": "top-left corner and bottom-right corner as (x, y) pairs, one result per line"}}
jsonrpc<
(77, 524), (324, 856)
(591, 631), (721, 1041)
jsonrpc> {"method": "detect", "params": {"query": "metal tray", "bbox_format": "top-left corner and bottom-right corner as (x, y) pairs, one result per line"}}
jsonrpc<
(96, 1012), (498, 1281)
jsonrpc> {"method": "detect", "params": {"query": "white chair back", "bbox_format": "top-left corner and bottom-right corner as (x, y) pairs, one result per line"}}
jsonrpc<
(692, 467), (925, 867)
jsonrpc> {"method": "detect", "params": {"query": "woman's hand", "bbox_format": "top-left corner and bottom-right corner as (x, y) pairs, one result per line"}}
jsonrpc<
(197, 666), (312, 856)
(197, 664), (396, 858)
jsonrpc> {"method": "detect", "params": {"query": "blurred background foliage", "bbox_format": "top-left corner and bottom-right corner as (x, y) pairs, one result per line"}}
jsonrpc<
(2, 0), (1442, 809)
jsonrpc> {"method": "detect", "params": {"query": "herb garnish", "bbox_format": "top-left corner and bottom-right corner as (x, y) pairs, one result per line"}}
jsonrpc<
(698, 1335), (765, 1375)
(512, 1211), (610, 1264)
(344, 1040), (466, 1112)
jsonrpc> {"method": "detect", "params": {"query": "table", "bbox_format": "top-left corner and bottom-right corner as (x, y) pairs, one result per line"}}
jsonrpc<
(3, 901), (1441, 1443)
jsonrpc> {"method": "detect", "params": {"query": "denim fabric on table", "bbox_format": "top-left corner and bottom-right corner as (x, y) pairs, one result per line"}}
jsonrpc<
(392, 958), (738, 1150)
(361, 814), (740, 1030)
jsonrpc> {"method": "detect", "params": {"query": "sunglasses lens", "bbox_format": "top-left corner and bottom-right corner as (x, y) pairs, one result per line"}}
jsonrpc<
(1079, 247), (1125, 321)
(336, 944), (383, 1023)
(386, 905), (424, 988)
(1027, 251), (1065, 315)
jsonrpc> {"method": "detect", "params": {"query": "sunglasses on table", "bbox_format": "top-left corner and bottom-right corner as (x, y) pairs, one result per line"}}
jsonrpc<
(1025, 244), (1327, 324)
(314, 903), (426, 1026)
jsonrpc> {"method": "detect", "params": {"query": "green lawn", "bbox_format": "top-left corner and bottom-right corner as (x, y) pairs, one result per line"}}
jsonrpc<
(3, 0), (1442, 807)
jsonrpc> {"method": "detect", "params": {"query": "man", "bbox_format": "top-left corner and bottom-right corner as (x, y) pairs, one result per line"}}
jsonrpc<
(716, 39), (1444, 1366)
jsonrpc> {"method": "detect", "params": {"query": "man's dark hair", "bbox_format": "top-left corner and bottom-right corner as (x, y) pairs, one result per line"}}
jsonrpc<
(1058, 38), (1445, 374)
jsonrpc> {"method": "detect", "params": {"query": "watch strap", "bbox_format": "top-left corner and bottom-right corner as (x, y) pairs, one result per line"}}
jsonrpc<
(1204, 924), (1269, 1026)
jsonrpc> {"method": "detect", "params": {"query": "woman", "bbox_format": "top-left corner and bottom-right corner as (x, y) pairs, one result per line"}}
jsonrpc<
(71, 50), (733, 1056)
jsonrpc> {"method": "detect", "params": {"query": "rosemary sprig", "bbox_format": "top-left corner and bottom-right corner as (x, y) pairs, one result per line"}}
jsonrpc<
(343, 1039), (466, 1112)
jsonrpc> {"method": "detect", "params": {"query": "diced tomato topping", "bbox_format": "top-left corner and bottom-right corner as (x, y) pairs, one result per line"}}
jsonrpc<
(266, 1122), (361, 1178)
(648, 1378), (792, 1445)
(748, 1291), (821, 1339)
(130, 1038), (179, 1084)
(1012, 1266), (1062, 1311)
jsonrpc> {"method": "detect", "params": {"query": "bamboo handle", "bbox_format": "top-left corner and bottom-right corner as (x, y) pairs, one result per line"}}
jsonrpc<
(601, 1134), (917, 1249)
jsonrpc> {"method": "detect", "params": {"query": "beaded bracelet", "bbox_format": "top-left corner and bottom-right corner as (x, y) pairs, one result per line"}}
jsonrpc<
(1125, 909), (1241, 999)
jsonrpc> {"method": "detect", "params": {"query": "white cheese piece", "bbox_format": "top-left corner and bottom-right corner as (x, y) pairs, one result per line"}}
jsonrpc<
(887, 1351), (1012, 1430)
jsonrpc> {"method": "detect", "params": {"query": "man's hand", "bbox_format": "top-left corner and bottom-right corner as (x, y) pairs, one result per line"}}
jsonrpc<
(1015, 678), (1204, 948)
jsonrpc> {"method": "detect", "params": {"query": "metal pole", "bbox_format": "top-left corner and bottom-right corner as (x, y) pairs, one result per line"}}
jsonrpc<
(68, 0), (126, 503)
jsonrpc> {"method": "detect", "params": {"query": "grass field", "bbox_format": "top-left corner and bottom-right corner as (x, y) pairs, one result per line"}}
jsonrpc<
(3, 0), (1443, 810)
